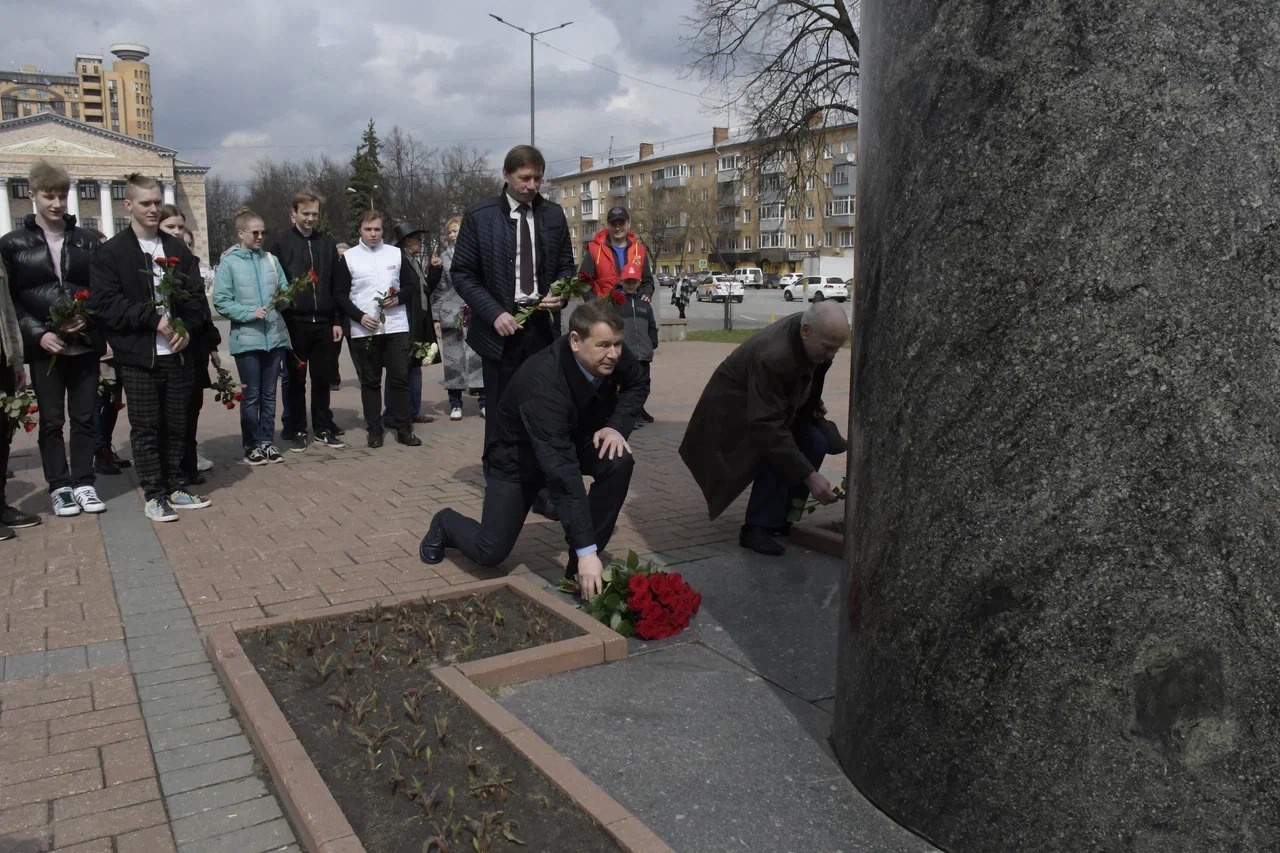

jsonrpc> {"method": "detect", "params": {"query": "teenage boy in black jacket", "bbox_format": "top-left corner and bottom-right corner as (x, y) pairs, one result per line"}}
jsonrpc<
(0, 161), (105, 518)
(88, 174), (212, 523)
(264, 189), (345, 450)
(419, 299), (648, 601)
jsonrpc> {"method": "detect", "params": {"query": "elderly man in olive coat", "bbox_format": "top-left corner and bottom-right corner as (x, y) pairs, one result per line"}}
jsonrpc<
(679, 301), (849, 555)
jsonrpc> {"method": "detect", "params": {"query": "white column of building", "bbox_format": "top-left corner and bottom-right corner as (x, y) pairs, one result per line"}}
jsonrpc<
(162, 179), (175, 206)
(98, 180), (114, 238)
(68, 179), (80, 219)
(0, 178), (10, 234)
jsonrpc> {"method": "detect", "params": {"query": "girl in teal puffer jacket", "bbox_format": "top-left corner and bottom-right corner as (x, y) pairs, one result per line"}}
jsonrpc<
(212, 207), (291, 465)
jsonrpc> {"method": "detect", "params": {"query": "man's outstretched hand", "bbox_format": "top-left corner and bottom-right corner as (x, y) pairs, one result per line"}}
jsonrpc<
(576, 552), (604, 600)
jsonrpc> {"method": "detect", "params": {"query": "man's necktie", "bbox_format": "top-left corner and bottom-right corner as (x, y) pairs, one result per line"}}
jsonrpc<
(517, 203), (534, 300)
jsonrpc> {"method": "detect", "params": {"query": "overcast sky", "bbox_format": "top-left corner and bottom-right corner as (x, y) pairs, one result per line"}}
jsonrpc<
(5, 0), (732, 188)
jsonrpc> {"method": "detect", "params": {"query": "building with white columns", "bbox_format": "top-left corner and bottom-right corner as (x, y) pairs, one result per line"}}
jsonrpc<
(0, 112), (208, 257)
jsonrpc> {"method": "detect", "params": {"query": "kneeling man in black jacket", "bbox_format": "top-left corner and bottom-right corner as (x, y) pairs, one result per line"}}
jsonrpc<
(420, 299), (648, 600)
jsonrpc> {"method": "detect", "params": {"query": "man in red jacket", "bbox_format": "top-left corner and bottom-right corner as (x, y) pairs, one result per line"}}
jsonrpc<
(579, 206), (655, 302)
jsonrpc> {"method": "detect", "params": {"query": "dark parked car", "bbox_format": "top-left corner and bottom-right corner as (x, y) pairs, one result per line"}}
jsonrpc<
(657, 274), (677, 289)
(763, 273), (780, 289)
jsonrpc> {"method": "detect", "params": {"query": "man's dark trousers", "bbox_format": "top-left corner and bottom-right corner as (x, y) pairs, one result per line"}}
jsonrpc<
(282, 316), (338, 437)
(437, 445), (634, 567)
(744, 421), (828, 528)
(480, 318), (552, 462)
(118, 356), (194, 501)
(352, 332), (410, 431)
(28, 352), (98, 493)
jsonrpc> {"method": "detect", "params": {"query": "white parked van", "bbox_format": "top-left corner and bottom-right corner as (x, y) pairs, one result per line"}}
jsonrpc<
(732, 267), (765, 288)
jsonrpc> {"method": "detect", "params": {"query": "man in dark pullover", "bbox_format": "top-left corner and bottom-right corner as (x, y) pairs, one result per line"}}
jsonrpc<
(264, 189), (345, 450)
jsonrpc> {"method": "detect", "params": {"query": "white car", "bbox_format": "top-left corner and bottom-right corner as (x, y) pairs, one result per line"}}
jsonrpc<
(778, 273), (802, 289)
(782, 276), (848, 302)
(695, 274), (745, 303)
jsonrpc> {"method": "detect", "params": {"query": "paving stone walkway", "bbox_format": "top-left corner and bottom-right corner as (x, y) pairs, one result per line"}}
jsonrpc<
(0, 338), (849, 851)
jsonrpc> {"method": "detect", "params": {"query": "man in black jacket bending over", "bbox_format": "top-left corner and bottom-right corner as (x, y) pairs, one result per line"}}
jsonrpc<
(419, 299), (647, 600)
(264, 189), (345, 451)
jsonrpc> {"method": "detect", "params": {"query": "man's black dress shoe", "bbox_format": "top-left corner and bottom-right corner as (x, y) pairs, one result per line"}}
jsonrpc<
(367, 428), (384, 448)
(419, 513), (447, 564)
(740, 524), (785, 556)
(395, 429), (422, 447)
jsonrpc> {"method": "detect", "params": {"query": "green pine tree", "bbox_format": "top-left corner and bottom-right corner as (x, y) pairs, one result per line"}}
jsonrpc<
(347, 119), (384, 237)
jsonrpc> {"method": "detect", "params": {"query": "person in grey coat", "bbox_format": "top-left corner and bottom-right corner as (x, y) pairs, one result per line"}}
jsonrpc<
(429, 215), (485, 421)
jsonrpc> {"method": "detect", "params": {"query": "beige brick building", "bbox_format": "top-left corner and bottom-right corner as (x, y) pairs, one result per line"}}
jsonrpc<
(0, 113), (209, 258)
(545, 122), (857, 278)
(1, 45), (157, 142)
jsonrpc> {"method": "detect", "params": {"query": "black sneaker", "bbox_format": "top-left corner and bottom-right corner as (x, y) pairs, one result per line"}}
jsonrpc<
(0, 506), (40, 528)
(245, 447), (269, 466)
(94, 448), (121, 475)
(333, 425), (346, 436)
(263, 445), (285, 463)
(0, 523), (13, 541)
(395, 429), (422, 447)
(289, 434), (308, 453)
(329, 378), (341, 391)
(314, 431), (347, 449)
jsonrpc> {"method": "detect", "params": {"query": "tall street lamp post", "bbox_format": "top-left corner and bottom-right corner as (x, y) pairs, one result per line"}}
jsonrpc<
(488, 14), (573, 147)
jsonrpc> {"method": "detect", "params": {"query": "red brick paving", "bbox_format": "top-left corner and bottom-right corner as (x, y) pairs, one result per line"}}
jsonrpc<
(0, 338), (848, 850)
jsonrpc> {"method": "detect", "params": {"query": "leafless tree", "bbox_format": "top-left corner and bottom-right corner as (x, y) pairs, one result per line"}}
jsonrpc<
(629, 182), (695, 274)
(688, 0), (859, 197)
(203, 176), (245, 259)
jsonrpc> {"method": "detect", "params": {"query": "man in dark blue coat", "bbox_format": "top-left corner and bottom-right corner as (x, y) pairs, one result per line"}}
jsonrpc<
(450, 145), (576, 474)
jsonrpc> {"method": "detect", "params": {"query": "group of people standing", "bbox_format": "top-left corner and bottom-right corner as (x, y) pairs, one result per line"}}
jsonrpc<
(0, 145), (849, 600)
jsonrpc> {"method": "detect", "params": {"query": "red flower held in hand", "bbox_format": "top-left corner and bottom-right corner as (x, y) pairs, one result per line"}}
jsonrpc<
(74, 289), (91, 301)
(167, 256), (180, 265)
(153, 256), (171, 267)
(26, 405), (38, 415)
(610, 290), (626, 306)
(233, 392), (244, 402)
(577, 270), (593, 282)
(23, 421), (36, 433)
(308, 269), (319, 285)
(225, 401), (234, 409)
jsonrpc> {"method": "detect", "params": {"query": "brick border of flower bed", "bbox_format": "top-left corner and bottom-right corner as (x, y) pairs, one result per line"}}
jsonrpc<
(204, 575), (664, 852)
(790, 522), (844, 558)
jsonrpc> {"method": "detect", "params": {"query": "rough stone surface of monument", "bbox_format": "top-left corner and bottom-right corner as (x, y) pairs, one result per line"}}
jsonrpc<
(834, 1), (1280, 850)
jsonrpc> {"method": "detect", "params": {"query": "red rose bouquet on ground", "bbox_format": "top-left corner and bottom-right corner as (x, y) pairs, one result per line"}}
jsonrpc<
(558, 551), (702, 640)
(0, 387), (38, 437)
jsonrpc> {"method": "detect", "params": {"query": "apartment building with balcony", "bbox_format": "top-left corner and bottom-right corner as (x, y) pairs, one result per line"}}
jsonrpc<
(545, 122), (858, 277)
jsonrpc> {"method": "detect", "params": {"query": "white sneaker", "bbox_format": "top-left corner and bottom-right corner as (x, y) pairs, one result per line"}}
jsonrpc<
(450, 407), (463, 421)
(71, 486), (107, 514)
(195, 448), (214, 472)
(480, 406), (486, 419)
(51, 487), (81, 517)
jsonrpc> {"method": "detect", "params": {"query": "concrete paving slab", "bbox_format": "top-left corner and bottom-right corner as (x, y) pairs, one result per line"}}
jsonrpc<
(499, 642), (932, 853)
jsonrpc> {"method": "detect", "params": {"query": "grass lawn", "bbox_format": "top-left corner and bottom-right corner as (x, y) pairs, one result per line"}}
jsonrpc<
(685, 328), (851, 348)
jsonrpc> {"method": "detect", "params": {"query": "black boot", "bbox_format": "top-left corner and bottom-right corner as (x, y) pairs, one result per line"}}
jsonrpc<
(367, 427), (384, 448)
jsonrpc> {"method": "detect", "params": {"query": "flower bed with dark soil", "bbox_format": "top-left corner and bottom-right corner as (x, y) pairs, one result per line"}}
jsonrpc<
(241, 589), (624, 853)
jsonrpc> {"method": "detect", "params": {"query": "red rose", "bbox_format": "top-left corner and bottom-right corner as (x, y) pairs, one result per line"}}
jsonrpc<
(627, 591), (651, 611)
(153, 256), (170, 266)
(388, 287), (398, 297)
(74, 289), (91, 301)
(610, 291), (626, 306)
(641, 602), (664, 622)
(308, 269), (319, 284)
(225, 401), (235, 409)
(628, 574), (650, 596)
(26, 405), (37, 414)
(168, 256), (180, 265)
(23, 421), (36, 433)
(114, 402), (125, 411)
(297, 361), (307, 369)
(577, 270), (592, 282)
(233, 392), (244, 401)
